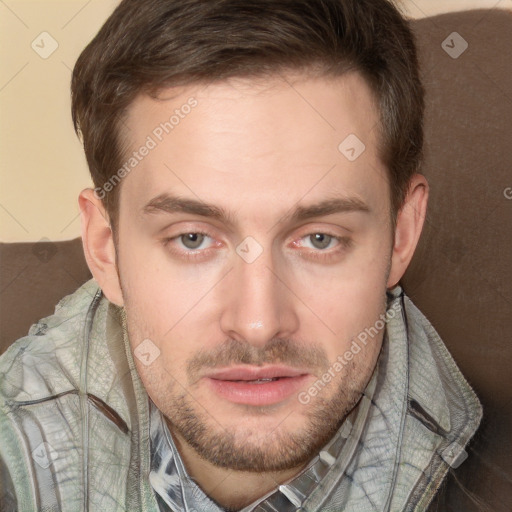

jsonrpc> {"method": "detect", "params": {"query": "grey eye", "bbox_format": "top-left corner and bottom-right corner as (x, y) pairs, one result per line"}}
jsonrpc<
(180, 233), (205, 249)
(309, 233), (333, 249)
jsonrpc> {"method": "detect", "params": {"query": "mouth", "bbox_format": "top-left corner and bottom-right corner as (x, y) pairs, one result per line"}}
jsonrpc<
(204, 365), (311, 406)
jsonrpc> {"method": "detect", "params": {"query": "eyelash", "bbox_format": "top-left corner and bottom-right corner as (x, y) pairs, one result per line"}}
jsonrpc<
(291, 234), (353, 262)
(162, 231), (218, 261)
(162, 231), (353, 262)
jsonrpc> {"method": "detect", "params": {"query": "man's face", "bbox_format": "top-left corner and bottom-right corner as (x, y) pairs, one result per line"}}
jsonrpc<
(117, 72), (394, 472)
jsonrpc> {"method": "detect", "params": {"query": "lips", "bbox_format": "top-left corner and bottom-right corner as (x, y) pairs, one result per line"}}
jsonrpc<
(205, 365), (310, 406)
(207, 365), (306, 381)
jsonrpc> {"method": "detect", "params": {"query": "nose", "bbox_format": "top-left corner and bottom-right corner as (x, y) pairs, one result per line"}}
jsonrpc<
(219, 249), (299, 347)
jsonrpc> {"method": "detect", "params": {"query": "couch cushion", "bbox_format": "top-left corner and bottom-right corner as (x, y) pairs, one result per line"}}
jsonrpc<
(402, 8), (512, 511)
(0, 238), (91, 354)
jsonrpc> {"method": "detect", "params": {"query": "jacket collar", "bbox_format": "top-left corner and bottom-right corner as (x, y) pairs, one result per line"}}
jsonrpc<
(6, 279), (480, 511)
(113, 285), (481, 511)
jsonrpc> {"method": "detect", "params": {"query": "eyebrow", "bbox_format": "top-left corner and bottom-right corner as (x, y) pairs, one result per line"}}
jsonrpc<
(143, 194), (237, 226)
(289, 197), (370, 222)
(144, 194), (225, 218)
(142, 193), (370, 225)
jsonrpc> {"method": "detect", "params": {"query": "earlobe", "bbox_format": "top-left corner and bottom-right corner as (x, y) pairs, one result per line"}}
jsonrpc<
(387, 174), (429, 289)
(78, 189), (124, 306)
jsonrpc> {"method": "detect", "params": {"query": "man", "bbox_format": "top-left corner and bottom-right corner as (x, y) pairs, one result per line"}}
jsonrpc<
(0, 0), (482, 510)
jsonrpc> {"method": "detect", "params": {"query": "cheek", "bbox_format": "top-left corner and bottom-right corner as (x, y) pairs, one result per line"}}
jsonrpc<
(118, 242), (226, 387)
(123, 295), (193, 410)
(289, 245), (390, 349)
(118, 235), (220, 330)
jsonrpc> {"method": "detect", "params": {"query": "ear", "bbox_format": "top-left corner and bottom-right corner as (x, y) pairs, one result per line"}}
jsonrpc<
(387, 174), (429, 288)
(78, 189), (124, 306)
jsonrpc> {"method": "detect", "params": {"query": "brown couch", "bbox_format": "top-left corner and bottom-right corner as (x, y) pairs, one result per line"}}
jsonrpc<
(1, 9), (511, 511)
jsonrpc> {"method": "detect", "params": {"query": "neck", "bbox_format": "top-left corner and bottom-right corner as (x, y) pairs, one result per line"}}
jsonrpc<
(169, 426), (309, 511)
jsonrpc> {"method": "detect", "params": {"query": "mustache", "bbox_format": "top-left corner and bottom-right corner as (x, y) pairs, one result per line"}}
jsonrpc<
(187, 337), (330, 381)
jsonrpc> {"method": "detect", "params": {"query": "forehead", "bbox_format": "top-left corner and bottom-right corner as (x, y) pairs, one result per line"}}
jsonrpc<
(119, 72), (388, 221)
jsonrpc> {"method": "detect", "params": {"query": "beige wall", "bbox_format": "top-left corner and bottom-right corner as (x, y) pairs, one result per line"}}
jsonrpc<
(0, 0), (508, 242)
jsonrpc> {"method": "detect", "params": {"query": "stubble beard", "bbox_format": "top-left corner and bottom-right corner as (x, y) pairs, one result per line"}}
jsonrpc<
(162, 370), (366, 473)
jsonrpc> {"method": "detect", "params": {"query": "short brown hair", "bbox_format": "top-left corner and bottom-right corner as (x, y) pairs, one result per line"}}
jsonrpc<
(71, 0), (424, 228)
